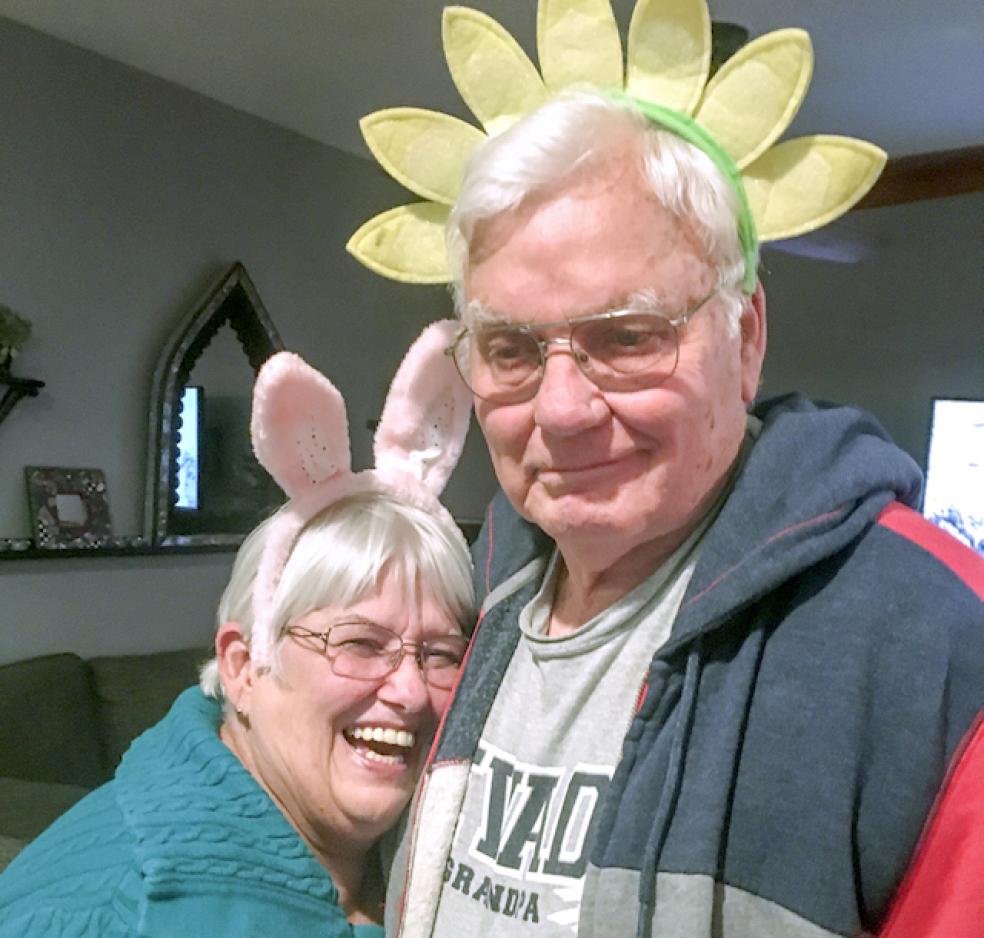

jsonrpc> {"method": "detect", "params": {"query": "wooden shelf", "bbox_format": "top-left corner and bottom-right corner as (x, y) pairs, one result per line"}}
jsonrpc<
(0, 541), (239, 561)
(0, 519), (482, 561)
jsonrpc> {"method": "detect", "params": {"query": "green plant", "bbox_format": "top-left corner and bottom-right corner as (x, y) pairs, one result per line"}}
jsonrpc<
(0, 304), (32, 360)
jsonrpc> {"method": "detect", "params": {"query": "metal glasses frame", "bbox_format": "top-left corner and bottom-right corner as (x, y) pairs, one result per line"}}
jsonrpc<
(445, 288), (720, 403)
(285, 622), (468, 687)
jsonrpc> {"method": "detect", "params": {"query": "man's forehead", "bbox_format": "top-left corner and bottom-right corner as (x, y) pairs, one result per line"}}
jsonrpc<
(464, 235), (712, 323)
(461, 152), (716, 325)
(463, 286), (684, 326)
(470, 157), (652, 255)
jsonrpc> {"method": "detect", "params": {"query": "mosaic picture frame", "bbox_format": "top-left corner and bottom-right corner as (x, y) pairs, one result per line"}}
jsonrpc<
(25, 466), (114, 549)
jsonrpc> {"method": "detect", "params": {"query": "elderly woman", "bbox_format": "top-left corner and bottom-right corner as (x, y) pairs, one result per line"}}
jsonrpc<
(0, 322), (475, 936)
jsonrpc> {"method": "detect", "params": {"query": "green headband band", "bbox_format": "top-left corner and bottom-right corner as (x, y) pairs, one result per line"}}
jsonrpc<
(608, 91), (759, 294)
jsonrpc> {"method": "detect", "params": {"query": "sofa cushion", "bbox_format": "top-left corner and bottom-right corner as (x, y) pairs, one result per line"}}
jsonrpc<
(0, 833), (28, 873)
(0, 776), (92, 842)
(89, 647), (210, 774)
(0, 653), (106, 789)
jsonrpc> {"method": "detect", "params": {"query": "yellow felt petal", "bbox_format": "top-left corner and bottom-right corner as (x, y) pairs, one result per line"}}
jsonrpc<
(537, 0), (623, 92)
(442, 6), (549, 136)
(625, 0), (711, 114)
(695, 28), (813, 169)
(744, 135), (888, 241)
(346, 203), (452, 284)
(360, 108), (486, 206)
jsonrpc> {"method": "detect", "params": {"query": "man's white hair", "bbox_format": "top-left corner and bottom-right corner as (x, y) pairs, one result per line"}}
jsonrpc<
(447, 89), (755, 334)
(199, 490), (475, 702)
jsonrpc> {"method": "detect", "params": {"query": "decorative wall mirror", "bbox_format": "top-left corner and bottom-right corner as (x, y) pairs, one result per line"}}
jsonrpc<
(144, 262), (285, 547)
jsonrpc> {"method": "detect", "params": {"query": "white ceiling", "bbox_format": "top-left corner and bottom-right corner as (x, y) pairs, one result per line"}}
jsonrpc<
(0, 0), (982, 161)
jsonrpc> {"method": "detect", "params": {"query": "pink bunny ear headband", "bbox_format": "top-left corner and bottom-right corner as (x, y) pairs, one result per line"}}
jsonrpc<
(248, 319), (472, 666)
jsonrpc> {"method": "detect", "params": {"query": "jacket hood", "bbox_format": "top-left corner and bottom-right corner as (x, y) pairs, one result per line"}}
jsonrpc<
(671, 394), (922, 649)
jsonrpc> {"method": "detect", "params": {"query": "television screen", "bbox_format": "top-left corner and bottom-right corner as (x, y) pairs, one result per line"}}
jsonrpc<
(175, 385), (203, 510)
(922, 398), (984, 556)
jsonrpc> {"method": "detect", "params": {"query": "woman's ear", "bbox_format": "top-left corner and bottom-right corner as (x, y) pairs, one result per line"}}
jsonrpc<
(216, 621), (254, 716)
(739, 281), (767, 404)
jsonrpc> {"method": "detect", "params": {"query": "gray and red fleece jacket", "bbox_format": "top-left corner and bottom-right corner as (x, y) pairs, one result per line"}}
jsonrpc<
(387, 394), (984, 938)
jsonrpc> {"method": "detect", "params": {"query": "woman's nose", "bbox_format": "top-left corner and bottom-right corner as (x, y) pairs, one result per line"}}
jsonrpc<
(377, 651), (431, 712)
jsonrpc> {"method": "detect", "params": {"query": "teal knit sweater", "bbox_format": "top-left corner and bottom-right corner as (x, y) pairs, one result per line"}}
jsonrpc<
(0, 687), (383, 937)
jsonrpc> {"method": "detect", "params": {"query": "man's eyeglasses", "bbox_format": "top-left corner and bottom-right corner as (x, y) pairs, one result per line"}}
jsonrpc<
(445, 289), (719, 405)
(286, 621), (468, 690)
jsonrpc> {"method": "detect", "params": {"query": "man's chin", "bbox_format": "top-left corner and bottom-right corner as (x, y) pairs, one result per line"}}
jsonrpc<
(528, 498), (630, 542)
(526, 486), (683, 547)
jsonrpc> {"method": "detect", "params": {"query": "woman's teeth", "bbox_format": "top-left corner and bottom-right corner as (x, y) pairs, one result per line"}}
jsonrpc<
(344, 725), (415, 766)
(365, 749), (403, 765)
(347, 726), (416, 748)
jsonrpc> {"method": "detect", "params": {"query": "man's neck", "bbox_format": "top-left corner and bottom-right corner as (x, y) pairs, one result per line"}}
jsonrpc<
(545, 427), (755, 638)
(547, 527), (692, 637)
(545, 463), (746, 637)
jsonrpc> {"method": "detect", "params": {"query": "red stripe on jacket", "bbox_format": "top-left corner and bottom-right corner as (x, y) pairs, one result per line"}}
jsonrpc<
(878, 712), (984, 937)
(877, 502), (984, 601)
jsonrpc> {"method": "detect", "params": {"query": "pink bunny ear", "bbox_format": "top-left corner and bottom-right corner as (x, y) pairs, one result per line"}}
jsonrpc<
(374, 319), (472, 497)
(248, 329), (472, 669)
(251, 351), (352, 499)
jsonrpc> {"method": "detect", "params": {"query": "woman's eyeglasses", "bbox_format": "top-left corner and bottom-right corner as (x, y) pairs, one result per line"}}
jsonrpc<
(286, 621), (468, 690)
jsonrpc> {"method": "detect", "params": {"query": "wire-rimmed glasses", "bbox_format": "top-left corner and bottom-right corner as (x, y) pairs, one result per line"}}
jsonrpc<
(445, 289), (720, 405)
(286, 621), (468, 690)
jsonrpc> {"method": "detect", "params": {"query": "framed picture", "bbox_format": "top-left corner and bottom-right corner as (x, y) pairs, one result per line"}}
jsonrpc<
(25, 466), (114, 549)
(922, 398), (984, 556)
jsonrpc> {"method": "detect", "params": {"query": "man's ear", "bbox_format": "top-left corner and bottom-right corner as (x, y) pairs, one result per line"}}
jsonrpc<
(215, 621), (254, 716)
(739, 281), (767, 404)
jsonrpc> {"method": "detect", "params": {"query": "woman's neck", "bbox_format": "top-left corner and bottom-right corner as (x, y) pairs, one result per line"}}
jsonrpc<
(324, 845), (384, 925)
(220, 720), (383, 924)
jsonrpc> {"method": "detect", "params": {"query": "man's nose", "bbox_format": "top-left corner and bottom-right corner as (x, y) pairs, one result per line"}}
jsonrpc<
(532, 345), (608, 435)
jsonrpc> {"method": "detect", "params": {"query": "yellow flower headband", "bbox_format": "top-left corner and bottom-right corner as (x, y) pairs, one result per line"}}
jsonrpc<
(348, 0), (887, 294)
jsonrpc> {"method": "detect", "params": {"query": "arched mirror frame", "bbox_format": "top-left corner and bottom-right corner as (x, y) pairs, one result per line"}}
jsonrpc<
(144, 262), (284, 548)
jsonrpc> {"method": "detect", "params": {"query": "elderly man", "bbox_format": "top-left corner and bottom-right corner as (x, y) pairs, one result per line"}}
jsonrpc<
(350, 5), (984, 936)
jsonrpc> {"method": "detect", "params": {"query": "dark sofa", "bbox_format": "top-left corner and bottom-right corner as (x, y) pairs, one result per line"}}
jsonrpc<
(0, 646), (209, 871)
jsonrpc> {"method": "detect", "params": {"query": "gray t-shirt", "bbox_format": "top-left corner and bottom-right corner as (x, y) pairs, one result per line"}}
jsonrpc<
(431, 522), (710, 936)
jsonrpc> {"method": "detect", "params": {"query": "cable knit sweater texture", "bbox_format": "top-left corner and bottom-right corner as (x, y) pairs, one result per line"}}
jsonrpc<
(0, 687), (383, 938)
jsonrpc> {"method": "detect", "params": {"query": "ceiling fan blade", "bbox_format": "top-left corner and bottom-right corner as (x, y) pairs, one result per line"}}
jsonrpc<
(855, 145), (984, 209)
(765, 222), (884, 264)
